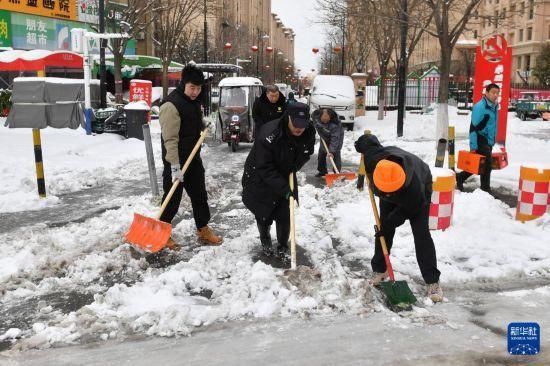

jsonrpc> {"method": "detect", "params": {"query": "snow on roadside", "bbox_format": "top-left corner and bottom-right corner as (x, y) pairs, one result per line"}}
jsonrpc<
(1, 106), (550, 351)
(0, 120), (163, 213)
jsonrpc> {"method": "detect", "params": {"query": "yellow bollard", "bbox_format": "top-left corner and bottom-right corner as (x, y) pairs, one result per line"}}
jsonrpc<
(32, 129), (46, 198)
(448, 126), (455, 170)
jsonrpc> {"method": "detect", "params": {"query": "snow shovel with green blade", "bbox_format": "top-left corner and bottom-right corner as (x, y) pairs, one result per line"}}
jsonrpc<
(362, 151), (417, 310)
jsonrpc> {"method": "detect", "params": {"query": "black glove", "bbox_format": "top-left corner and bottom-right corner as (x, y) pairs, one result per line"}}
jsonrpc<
(374, 227), (384, 239)
(285, 190), (299, 206)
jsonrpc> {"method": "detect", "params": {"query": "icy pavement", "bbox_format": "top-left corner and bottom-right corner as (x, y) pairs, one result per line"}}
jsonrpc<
(1, 109), (550, 363)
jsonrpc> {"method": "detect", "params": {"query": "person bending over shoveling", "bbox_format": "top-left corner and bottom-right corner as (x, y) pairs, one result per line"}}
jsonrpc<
(242, 102), (316, 263)
(355, 134), (443, 302)
(159, 64), (222, 247)
(312, 107), (344, 178)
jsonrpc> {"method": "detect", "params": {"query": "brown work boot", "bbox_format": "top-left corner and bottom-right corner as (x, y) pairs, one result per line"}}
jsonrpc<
(426, 282), (443, 303)
(197, 225), (223, 246)
(165, 237), (180, 251)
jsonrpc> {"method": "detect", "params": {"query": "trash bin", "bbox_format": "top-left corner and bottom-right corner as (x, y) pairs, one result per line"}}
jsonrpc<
(124, 101), (150, 140)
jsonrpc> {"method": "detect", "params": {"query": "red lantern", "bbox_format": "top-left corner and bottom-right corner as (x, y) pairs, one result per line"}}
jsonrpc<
(224, 42), (232, 50)
(312, 48), (319, 54)
(251, 45), (259, 52)
(333, 46), (342, 53)
(266, 46), (273, 53)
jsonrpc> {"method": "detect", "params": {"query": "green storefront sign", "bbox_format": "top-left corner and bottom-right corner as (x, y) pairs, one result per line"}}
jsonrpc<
(10, 12), (135, 54)
(0, 10), (12, 47)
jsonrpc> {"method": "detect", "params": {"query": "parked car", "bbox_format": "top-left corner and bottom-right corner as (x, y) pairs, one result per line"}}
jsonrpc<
(308, 75), (356, 131)
(516, 99), (550, 121)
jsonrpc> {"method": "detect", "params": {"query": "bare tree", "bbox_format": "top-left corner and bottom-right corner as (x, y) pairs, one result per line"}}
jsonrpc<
(153, 0), (204, 96)
(423, 0), (482, 141)
(97, 0), (158, 103)
(361, 0), (399, 120)
(175, 29), (205, 65)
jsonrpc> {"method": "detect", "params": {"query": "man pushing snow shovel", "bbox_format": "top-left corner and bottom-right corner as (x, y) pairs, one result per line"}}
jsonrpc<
(159, 64), (222, 247)
(355, 134), (443, 302)
(242, 102), (316, 264)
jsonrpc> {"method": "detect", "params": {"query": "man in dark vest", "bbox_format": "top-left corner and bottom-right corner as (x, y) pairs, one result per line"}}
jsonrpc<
(159, 63), (222, 247)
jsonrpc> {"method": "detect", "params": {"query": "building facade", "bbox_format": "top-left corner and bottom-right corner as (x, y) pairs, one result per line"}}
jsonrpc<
(187, 0), (295, 82)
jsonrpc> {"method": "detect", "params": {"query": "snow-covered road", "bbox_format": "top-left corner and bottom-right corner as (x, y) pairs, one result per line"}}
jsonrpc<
(1, 109), (549, 363)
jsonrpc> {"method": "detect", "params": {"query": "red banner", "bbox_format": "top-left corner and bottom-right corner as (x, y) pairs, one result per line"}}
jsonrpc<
(473, 35), (512, 145)
(129, 79), (152, 122)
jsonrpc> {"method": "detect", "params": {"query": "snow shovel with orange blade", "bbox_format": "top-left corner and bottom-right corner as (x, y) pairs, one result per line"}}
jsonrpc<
(125, 127), (209, 253)
(318, 136), (356, 187)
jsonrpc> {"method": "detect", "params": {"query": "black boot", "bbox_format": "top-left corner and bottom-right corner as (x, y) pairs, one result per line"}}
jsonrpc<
(456, 173), (465, 192)
(276, 221), (290, 263)
(257, 222), (274, 256)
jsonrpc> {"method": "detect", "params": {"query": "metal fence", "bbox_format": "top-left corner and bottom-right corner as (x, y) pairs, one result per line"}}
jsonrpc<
(364, 78), (440, 110)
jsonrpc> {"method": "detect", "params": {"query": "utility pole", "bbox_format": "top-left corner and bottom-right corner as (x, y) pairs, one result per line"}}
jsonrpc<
(203, 0), (208, 63)
(396, 0), (408, 137)
(99, 0), (106, 108)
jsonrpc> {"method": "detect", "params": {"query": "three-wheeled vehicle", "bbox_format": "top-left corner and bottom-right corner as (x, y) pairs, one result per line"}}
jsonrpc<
(217, 77), (263, 152)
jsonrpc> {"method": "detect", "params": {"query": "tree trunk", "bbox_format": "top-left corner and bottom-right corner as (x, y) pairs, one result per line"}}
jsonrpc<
(162, 61), (169, 99)
(436, 45), (451, 142)
(114, 53), (123, 104)
(377, 65), (387, 120)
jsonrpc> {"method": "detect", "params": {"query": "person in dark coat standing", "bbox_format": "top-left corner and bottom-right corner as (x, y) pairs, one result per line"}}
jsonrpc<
(355, 134), (443, 302)
(159, 64), (222, 247)
(252, 84), (287, 135)
(312, 108), (344, 177)
(242, 102), (316, 261)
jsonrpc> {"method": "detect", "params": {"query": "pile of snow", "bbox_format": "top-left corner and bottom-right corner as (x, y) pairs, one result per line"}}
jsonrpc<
(1, 106), (550, 350)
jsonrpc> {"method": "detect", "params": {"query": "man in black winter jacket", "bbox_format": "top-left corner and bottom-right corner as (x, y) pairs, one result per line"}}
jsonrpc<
(312, 108), (344, 176)
(242, 102), (316, 261)
(159, 64), (222, 247)
(252, 84), (287, 135)
(355, 134), (443, 302)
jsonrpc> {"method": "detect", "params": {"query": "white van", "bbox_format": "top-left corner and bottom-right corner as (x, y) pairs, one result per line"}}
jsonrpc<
(309, 75), (356, 131)
(275, 83), (289, 98)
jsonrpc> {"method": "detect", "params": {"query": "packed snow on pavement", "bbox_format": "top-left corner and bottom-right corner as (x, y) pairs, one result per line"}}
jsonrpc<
(0, 107), (549, 363)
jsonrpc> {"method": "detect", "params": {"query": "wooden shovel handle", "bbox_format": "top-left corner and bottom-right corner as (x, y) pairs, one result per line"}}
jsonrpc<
(319, 135), (340, 174)
(361, 129), (395, 281)
(156, 128), (209, 220)
(289, 172), (297, 269)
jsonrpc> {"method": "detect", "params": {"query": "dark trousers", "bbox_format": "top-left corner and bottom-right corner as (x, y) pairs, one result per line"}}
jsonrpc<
(318, 146), (342, 174)
(372, 200), (441, 284)
(159, 157), (211, 229)
(457, 143), (492, 191)
(255, 199), (290, 249)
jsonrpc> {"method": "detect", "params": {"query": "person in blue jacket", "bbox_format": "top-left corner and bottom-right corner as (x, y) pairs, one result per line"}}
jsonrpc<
(457, 83), (500, 193)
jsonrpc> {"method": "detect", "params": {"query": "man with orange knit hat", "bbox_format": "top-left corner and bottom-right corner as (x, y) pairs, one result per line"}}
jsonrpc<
(355, 134), (442, 302)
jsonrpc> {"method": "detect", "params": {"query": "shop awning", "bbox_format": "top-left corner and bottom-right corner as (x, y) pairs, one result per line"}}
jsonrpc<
(0, 50), (83, 71)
